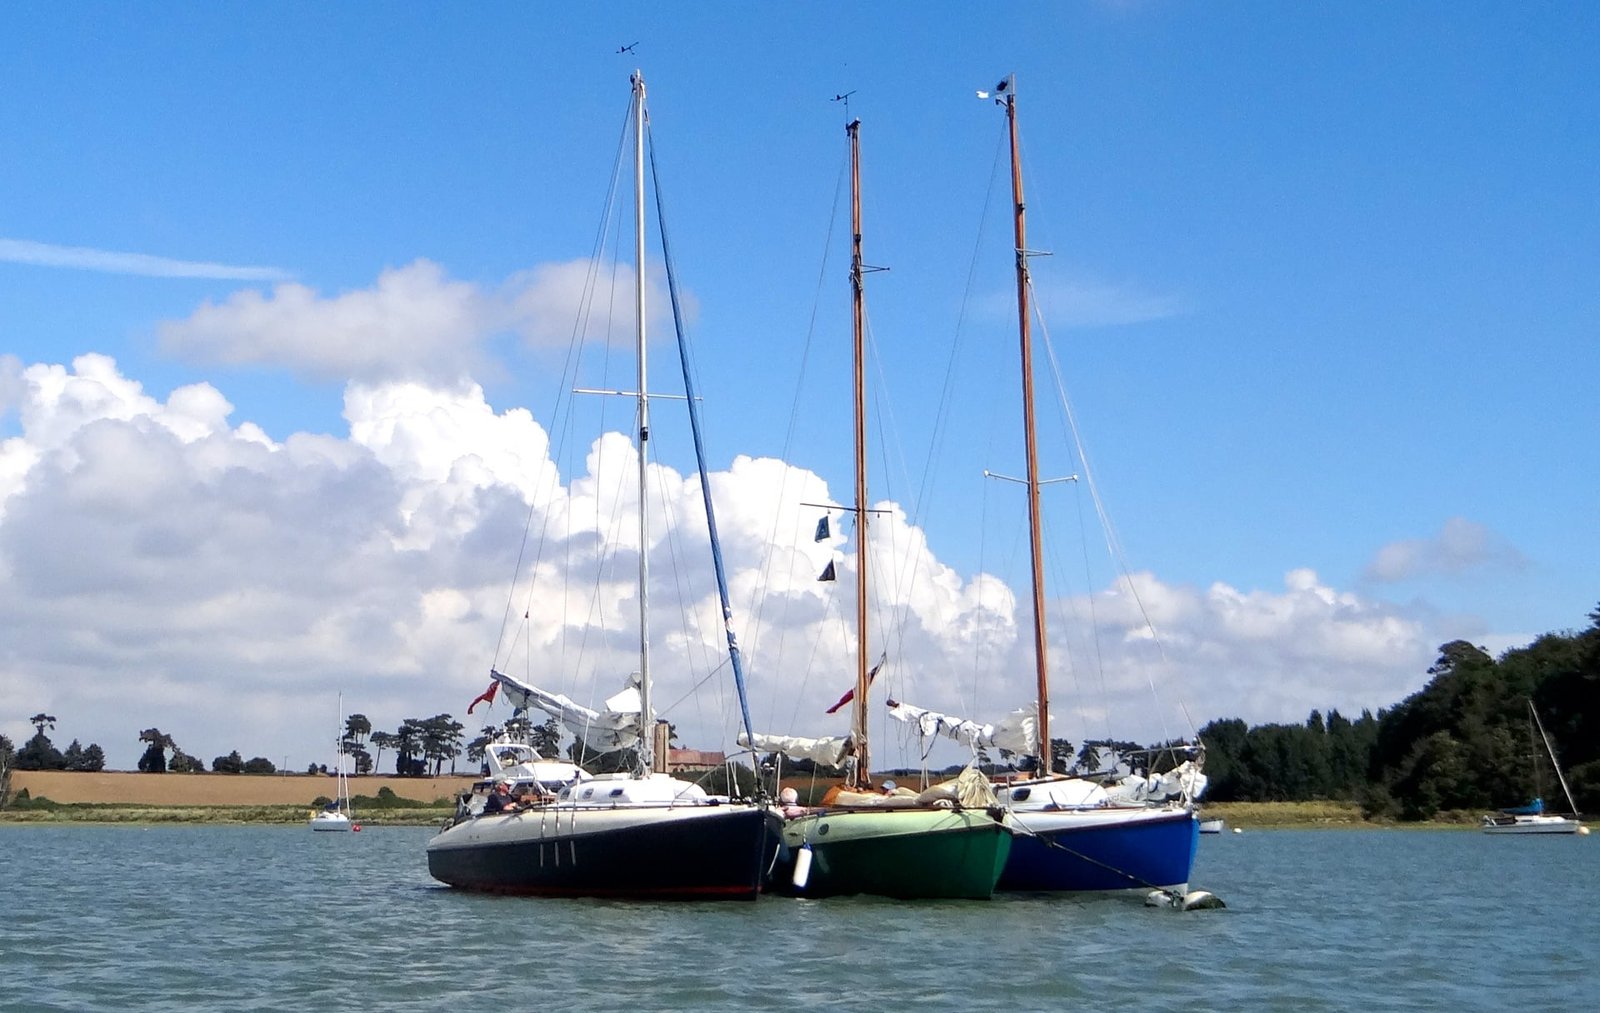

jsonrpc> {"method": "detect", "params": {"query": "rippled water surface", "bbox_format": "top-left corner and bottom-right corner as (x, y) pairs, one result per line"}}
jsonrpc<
(3, 824), (1595, 1011)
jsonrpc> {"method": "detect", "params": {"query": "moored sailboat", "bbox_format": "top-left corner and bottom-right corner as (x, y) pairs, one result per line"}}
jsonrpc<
(753, 117), (1012, 900)
(310, 695), (357, 832)
(887, 76), (1206, 898)
(1482, 700), (1585, 835)
(425, 72), (778, 898)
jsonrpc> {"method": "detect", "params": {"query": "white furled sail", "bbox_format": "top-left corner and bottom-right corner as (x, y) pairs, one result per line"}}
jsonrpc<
(489, 668), (644, 753)
(1103, 761), (1209, 805)
(886, 699), (1039, 758)
(738, 731), (853, 766)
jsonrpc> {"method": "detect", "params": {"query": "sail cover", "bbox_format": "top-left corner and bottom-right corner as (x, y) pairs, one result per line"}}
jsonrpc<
(489, 669), (644, 753)
(886, 699), (1038, 758)
(737, 731), (853, 766)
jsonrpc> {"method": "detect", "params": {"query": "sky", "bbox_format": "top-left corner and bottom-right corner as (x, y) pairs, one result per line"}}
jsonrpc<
(2, 3), (1596, 773)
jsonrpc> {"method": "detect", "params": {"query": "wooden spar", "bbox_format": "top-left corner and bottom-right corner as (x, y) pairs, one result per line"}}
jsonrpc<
(848, 117), (870, 788)
(1003, 77), (1053, 774)
(631, 71), (654, 773)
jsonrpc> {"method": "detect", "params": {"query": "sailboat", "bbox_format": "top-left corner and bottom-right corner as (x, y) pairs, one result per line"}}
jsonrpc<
(309, 696), (357, 832)
(1482, 700), (1585, 835)
(426, 72), (779, 898)
(750, 117), (1013, 901)
(886, 76), (1206, 898)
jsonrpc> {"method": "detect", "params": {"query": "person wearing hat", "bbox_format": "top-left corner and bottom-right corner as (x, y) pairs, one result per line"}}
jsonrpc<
(482, 780), (522, 815)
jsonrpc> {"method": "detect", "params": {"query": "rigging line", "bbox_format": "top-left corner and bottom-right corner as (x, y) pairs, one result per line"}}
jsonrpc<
(898, 123), (1010, 715)
(748, 142), (851, 735)
(497, 95), (633, 679)
(658, 655), (733, 716)
(1031, 281), (1187, 745)
(1008, 817), (1188, 902)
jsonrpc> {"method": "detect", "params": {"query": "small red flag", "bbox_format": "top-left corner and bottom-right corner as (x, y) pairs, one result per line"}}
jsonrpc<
(823, 657), (884, 714)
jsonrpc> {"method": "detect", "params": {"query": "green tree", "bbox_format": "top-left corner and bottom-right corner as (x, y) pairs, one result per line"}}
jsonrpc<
(14, 731), (66, 771)
(169, 749), (205, 773)
(242, 756), (277, 775)
(137, 728), (173, 773)
(394, 720), (424, 776)
(62, 740), (106, 772)
(30, 713), (57, 737)
(369, 731), (396, 772)
(419, 714), (465, 776)
(344, 713), (372, 747)
(531, 716), (562, 758)
(213, 751), (245, 774)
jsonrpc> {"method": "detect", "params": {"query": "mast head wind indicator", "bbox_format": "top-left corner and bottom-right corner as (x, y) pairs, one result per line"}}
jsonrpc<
(976, 77), (1011, 104)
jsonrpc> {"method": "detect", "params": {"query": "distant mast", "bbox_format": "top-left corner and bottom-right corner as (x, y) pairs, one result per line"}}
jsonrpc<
(848, 117), (871, 789)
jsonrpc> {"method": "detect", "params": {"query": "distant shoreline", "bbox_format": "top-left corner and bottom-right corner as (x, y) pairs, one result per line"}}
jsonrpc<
(5, 773), (1559, 830)
(2, 769), (473, 811)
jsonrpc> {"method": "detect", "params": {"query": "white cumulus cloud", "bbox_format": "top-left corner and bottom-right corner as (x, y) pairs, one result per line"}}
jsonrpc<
(0, 353), (1495, 773)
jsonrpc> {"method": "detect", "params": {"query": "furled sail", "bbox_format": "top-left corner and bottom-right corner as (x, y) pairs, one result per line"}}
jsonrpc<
(489, 668), (644, 753)
(738, 731), (853, 766)
(886, 699), (1038, 758)
(1103, 761), (1210, 805)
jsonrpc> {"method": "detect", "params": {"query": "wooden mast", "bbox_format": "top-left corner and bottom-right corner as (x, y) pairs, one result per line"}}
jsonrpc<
(631, 71), (654, 774)
(848, 117), (870, 788)
(1002, 76), (1053, 776)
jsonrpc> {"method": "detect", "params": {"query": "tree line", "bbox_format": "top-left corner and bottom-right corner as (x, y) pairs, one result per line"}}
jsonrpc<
(1197, 605), (1600, 819)
(7, 604), (1596, 817)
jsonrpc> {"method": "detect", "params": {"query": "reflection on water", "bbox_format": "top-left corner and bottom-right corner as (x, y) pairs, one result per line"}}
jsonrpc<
(2, 824), (1595, 1011)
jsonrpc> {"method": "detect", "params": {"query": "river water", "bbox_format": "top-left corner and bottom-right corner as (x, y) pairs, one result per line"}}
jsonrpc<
(2, 823), (1593, 1011)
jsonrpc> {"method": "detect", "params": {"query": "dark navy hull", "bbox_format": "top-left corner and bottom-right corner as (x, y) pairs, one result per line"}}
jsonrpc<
(427, 804), (781, 900)
(998, 807), (1199, 892)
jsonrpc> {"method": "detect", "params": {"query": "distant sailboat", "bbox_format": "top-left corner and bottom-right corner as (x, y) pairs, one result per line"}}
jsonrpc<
(750, 117), (1013, 901)
(309, 695), (356, 832)
(1482, 700), (1585, 835)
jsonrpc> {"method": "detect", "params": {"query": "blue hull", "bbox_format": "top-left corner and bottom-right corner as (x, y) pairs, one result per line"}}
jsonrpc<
(998, 808), (1199, 892)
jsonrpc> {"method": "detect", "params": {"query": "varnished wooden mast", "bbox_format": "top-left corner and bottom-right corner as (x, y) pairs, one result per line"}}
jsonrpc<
(1003, 78), (1053, 775)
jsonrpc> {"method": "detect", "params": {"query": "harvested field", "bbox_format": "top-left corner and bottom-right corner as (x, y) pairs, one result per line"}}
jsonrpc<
(7, 770), (474, 807)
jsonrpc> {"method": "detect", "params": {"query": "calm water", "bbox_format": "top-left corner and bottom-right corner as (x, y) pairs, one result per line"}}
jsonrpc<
(2, 824), (1595, 1011)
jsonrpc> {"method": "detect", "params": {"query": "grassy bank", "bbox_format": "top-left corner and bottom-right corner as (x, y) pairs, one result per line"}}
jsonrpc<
(1197, 800), (1542, 830)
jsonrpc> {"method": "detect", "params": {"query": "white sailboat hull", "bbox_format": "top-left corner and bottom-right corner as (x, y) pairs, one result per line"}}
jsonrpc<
(1481, 814), (1580, 834)
(309, 812), (352, 832)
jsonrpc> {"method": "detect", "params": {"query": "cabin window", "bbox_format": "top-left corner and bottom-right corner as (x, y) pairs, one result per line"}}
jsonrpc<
(1011, 788), (1032, 802)
(582, 788), (594, 800)
(609, 788), (625, 798)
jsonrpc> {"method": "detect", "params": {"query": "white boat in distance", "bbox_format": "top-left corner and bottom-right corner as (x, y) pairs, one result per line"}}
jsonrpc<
(1481, 700), (1584, 836)
(1199, 818), (1225, 835)
(310, 695), (357, 832)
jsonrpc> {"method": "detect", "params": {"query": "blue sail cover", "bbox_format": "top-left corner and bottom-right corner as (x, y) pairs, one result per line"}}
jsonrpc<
(1501, 797), (1544, 815)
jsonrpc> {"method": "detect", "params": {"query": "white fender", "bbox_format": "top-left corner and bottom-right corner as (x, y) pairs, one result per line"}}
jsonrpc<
(791, 843), (813, 890)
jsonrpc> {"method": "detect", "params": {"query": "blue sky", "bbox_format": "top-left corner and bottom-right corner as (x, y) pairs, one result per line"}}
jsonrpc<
(2, 3), (1596, 770)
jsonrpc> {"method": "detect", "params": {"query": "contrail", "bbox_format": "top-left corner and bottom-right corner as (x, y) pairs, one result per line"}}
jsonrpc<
(0, 238), (292, 282)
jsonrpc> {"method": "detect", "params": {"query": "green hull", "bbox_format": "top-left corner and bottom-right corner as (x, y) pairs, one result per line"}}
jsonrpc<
(773, 807), (1013, 899)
